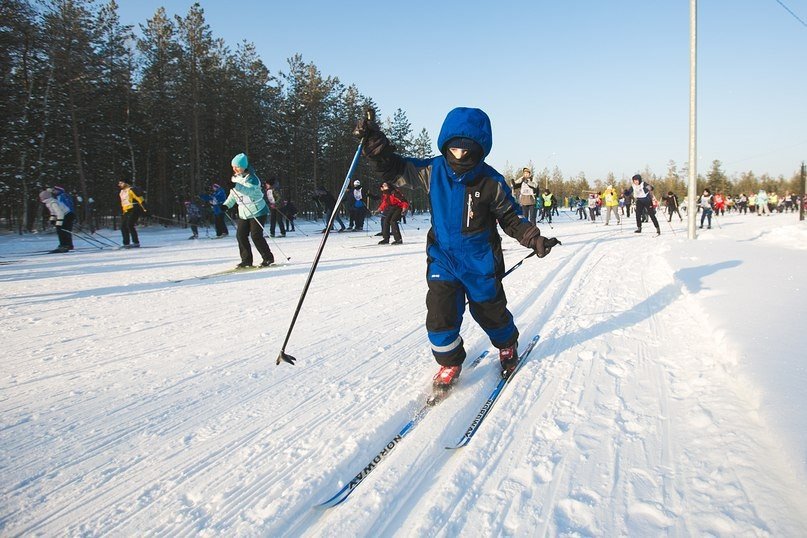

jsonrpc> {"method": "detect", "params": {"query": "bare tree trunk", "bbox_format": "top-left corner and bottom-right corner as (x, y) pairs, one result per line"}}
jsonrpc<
(125, 85), (136, 184)
(312, 116), (318, 187)
(67, 81), (88, 202)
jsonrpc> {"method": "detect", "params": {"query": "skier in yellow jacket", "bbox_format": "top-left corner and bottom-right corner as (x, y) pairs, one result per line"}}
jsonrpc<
(118, 180), (146, 248)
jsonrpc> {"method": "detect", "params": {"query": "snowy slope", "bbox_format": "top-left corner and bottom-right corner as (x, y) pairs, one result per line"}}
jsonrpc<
(1, 211), (806, 536)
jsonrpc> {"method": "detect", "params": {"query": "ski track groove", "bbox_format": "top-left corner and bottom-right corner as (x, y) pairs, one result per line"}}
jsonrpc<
(334, 235), (609, 537)
(89, 290), (433, 534)
(432, 240), (611, 536)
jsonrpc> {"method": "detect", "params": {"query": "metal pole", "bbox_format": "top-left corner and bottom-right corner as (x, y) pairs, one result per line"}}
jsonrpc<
(800, 161), (805, 221)
(687, 0), (698, 239)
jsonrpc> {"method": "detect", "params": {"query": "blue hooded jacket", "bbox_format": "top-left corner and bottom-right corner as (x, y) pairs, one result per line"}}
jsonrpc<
(374, 107), (532, 300)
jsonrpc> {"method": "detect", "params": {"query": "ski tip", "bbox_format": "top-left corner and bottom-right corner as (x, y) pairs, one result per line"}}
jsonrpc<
(276, 351), (297, 366)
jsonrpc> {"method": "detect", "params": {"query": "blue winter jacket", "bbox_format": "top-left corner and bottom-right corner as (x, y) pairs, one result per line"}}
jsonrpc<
(371, 107), (535, 300)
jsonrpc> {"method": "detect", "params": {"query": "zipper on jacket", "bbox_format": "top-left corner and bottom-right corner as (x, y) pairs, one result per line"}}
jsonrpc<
(466, 193), (472, 227)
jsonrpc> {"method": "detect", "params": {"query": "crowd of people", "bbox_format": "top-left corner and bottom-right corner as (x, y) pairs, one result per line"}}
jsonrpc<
(558, 184), (802, 232)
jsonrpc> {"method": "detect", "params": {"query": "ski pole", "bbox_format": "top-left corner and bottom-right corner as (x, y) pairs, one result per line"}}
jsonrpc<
(64, 228), (106, 249)
(76, 226), (120, 247)
(276, 109), (373, 366)
(73, 228), (116, 248)
(274, 206), (308, 236)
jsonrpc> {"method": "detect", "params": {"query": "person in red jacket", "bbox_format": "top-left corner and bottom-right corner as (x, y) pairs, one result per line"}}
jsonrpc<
(713, 192), (726, 216)
(376, 181), (409, 245)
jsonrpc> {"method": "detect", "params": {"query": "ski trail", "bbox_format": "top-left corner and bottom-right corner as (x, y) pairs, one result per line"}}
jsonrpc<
(386, 233), (807, 536)
(298, 235), (607, 536)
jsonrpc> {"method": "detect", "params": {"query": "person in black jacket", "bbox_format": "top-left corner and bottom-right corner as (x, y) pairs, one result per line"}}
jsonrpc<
(664, 191), (683, 222)
(631, 174), (660, 235)
(313, 185), (346, 233)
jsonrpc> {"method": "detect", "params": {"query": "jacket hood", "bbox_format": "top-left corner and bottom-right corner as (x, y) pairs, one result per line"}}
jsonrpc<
(437, 107), (493, 158)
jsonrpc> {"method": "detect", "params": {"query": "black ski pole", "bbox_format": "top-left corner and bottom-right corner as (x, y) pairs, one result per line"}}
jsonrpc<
(80, 227), (121, 247)
(276, 109), (373, 366)
(64, 228), (106, 249)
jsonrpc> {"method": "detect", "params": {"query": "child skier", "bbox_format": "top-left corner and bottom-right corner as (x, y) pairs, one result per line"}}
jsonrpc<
(355, 107), (561, 389)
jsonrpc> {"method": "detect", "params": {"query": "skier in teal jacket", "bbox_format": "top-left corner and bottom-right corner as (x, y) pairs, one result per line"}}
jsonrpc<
(221, 153), (274, 268)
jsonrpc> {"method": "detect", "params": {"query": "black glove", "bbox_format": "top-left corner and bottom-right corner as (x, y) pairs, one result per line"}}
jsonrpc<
(536, 236), (561, 258)
(520, 227), (561, 258)
(354, 114), (379, 140)
(354, 109), (393, 158)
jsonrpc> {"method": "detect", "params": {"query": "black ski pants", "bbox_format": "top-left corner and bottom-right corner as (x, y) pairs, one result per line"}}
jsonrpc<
(57, 212), (75, 248)
(426, 277), (518, 367)
(635, 199), (659, 230)
(381, 207), (403, 242)
(236, 215), (273, 265)
(121, 209), (140, 245)
(214, 212), (228, 236)
(269, 207), (286, 236)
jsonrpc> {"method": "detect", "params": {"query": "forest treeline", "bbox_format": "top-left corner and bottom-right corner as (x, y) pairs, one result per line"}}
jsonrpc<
(1, 0), (802, 232)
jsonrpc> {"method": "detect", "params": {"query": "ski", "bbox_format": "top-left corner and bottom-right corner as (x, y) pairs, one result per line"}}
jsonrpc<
(445, 334), (541, 450)
(171, 264), (280, 283)
(316, 349), (490, 509)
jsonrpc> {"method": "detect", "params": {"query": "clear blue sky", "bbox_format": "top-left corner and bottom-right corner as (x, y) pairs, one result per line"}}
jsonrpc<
(117, 0), (807, 181)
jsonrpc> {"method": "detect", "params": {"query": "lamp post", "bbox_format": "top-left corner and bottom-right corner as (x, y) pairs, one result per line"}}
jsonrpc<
(687, 0), (698, 239)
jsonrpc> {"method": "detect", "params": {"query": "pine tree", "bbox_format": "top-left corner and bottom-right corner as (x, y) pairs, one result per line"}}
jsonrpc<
(0, 0), (46, 231)
(137, 7), (182, 217)
(411, 128), (432, 159)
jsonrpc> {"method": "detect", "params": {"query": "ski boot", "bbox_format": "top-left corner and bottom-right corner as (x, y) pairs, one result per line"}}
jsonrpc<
(499, 344), (519, 379)
(428, 365), (462, 406)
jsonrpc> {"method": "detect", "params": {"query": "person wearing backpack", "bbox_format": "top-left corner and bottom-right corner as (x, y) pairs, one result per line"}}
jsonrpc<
(39, 188), (75, 252)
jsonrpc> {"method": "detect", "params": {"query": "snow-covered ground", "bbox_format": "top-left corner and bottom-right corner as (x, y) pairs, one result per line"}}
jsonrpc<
(1, 209), (806, 536)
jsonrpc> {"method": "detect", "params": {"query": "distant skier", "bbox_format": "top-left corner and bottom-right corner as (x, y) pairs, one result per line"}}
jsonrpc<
(39, 188), (74, 253)
(622, 186), (634, 218)
(698, 188), (714, 229)
(184, 201), (202, 239)
(312, 185), (347, 233)
(756, 189), (770, 216)
(355, 107), (561, 389)
(282, 199), (298, 232)
(347, 180), (367, 231)
(539, 189), (554, 224)
(630, 174), (660, 235)
(515, 168), (537, 225)
(602, 185), (620, 225)
(118, 180), (146, 248)
(376, 181), (409, 245)
(664, 191), (683, 222)
(713, 192), (726, 216)
(265, 176), (286, 237)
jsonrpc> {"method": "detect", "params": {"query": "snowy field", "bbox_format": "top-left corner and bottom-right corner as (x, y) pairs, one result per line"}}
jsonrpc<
(1, 209), (806, 536)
